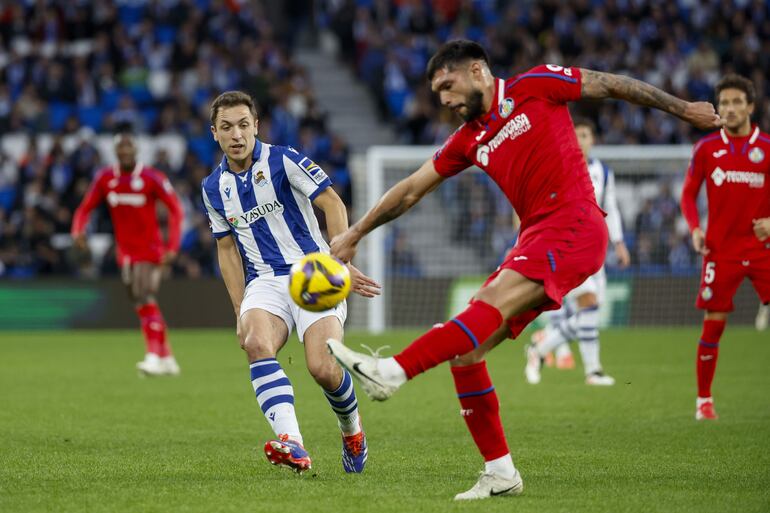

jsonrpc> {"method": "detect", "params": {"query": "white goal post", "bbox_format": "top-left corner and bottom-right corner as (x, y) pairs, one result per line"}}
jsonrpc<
(352, 145), (696, 334)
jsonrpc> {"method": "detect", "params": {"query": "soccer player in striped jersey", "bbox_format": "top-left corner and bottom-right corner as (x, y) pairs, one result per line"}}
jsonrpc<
(525, 117), (630, 386)
(202, 91), (381, 473)
(327, 40), (721, 499)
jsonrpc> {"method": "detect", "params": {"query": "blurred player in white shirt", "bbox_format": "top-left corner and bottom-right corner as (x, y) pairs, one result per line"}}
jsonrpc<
(525, 118), (631, 385)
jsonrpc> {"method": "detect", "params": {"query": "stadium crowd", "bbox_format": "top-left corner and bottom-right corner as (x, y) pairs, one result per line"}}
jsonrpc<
(1, 0), (768, 278)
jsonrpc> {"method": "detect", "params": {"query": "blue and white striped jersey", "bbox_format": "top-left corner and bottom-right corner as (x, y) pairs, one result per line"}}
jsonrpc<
(201, 139), (332, 283)
(586, 157), (623, 244)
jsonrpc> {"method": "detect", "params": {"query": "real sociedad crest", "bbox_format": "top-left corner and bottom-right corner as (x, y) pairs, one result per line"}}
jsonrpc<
(254, 169), (268, 187)
(749, 147), (765, 164)
(499, 98), (515, 119)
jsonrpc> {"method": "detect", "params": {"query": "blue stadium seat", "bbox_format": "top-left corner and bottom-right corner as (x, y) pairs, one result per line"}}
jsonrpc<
(100, 88), (123, 111)
(77, 106), (103, 131)
(48, 102), (74, 131)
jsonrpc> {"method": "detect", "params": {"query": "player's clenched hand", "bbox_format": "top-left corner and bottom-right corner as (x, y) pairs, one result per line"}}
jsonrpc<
(614, 241), (631, 268)
(682, 102), (724, 131)
(347, 263), (382, 298)
(330, 229), (360, 263)
(691, 227), (709, 255)
(73, 234), (88, 252)
(753, 218), (770, 241)
(162, 250), (177, 265)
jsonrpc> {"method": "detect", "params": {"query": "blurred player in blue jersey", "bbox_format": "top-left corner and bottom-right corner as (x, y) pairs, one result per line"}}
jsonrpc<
(525, 118), (630, 386)
(201, 91), (381, 473)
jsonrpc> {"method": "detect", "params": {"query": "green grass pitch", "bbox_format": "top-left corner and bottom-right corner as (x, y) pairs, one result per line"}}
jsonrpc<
(1, 327), (768, 513)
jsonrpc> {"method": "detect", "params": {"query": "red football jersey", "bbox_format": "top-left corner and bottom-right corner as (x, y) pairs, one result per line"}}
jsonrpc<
(681, 126), (770, 261)
(432, 65), (597, 231)
(71, 163), (183, 264)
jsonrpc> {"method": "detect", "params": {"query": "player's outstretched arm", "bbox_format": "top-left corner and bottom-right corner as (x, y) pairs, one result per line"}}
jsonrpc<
(216, 235), (246, 321)
(330, 159), (445, 262)
(579, 69), (723, 131)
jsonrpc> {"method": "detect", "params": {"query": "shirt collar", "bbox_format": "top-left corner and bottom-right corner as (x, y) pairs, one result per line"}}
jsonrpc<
(221, 138), (262, 174)
(476, 78), (505, 126)
(720, 124), (759, 143)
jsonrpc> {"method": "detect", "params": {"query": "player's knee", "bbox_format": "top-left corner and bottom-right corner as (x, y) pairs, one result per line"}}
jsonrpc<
(306, 357), (338, 389)
(240, 334), (275, 360)
(450, 351), (486, 366)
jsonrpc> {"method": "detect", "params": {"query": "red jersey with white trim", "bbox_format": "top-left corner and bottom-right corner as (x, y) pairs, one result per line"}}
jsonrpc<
(432, 65), (597, 231)
(681, 126), (770, 261)
(71, 163), (183, 263)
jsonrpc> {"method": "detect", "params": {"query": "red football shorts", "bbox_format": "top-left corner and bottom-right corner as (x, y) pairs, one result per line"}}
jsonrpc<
(695, 255), (770, 312)
(481, 200), (609, 339)
(116, 246), (163, 266)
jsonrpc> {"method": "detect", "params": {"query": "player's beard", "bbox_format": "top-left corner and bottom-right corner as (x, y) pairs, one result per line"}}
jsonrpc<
(461, 89), (485, 122)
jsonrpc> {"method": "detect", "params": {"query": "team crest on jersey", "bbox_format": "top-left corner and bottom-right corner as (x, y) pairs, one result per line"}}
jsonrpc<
(498, 98), (515, 118)
(298, 157), (328, 185)
(749, 147), (765, 164)
(227, 216), (239, 227)
(701, 286), (713, 301)
(254, 169), (268, 187)
(130, 177), (144, 191)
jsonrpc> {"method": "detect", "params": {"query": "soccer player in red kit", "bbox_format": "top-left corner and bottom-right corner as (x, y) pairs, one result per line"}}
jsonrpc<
(680, 74), (770, 421)
(72, 131), (184, 376)
(327, 40), (721, 499)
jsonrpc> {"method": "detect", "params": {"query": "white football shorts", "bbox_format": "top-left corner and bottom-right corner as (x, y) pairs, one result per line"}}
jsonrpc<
(240, 275), (347, 343)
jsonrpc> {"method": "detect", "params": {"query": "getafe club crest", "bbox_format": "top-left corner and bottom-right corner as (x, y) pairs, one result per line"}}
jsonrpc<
(701, 286), (713, 301)
(254, 169), (268, 187)
(749, 147), (765, 164)
(499, 97), (515, 119)
(130, 177), (144, 191)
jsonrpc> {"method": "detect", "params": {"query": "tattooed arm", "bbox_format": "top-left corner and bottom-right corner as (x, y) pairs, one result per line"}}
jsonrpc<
(329, 159), (445, 262)
(580, 69), (723, 131)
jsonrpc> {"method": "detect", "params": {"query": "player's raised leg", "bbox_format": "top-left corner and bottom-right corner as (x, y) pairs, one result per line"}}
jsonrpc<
(328, 269), (548, 401)
(131, 262), (180, 377)
(450, 327), (523, 500)
(302, 314), (367, 473)
(241, 308), (311, 472)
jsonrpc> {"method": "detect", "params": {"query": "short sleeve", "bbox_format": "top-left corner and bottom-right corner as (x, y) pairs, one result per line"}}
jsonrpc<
(432, 126), (472, 177)
(513, 65), (582, 103)
(201, 184), (231, 238)
(282, 147), (332, 200)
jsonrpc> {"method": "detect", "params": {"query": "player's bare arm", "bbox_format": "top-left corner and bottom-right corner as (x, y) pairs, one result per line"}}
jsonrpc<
(330, 159), (445, 262)
(216, 234), (246, 319)
(580, 69), (723, 130)
(313, 188), (381, 298)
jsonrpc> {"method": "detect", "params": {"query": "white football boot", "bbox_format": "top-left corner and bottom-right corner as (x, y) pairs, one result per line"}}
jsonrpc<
(755, 303), (769, 331)
(326, 339), (400, 401)
(585, 371), (615, 386)
(524, 343), (543, 384)
(161, 356), (181, 376)
(454, 470), (524, 500)
(136, 353), (166, 377)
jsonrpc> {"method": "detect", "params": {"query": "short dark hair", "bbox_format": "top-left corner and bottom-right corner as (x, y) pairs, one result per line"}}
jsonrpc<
(715, 74), (755, 105)
(426, 40), (490, 81)
(210, 91), (259, 125)
(572, 116), (596, 133)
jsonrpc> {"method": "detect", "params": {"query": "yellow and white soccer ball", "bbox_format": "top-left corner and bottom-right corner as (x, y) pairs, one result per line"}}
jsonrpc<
(289, 252), (351, 312)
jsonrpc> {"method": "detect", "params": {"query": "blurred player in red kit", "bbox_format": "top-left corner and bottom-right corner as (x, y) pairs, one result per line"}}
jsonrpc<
(680, 74), (770, 420)
(326, 40), (722, 500)
(71, 131), (184, 376)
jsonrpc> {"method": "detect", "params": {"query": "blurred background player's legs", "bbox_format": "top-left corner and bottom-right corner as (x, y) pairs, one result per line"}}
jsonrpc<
(128, 261), (179, 377)
(526, 278), (614, 386)
(755, 303), (769, 331)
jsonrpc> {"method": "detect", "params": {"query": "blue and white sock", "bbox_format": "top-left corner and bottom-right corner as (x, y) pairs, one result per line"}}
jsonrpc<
(250, 358), (302, 443)
(538, 307), (577, 356)
(323, 370), (361, 436)
(576, 306), (602, 375)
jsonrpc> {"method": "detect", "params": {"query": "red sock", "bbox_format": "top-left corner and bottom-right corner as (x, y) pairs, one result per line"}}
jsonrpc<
(136, 303), (171, 357)
(451, 361), (510, 461)
(394, 300), (503, 379)
(697, 319), (725, 398)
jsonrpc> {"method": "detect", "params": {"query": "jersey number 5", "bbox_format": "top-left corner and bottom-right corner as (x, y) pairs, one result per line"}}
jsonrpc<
(704, 262), (716, 284)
